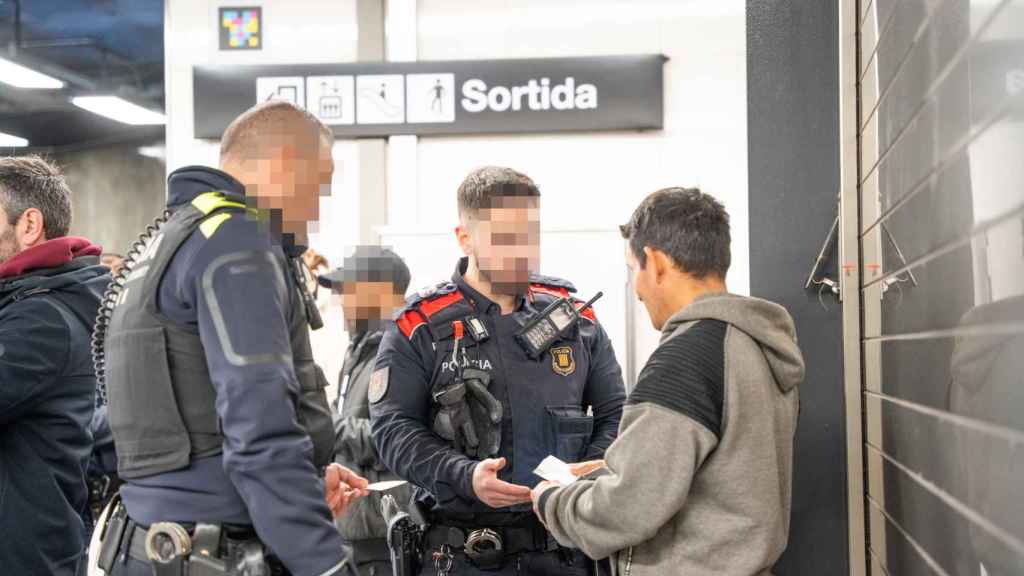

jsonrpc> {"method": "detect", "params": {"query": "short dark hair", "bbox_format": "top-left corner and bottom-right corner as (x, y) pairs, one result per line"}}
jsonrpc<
(220, 101), (333, 163)
(620, 187), (730, 279)
(457, 166), (540, 219)
(0, 155), (73, 238)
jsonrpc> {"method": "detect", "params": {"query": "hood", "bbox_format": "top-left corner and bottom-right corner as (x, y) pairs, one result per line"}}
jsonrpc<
(664, 292), (805, 393)
(0, 243), (109, 309)
(167, 165), (246, 208)
(0, 236), (102, 281)
(950, 295), (1024, 393)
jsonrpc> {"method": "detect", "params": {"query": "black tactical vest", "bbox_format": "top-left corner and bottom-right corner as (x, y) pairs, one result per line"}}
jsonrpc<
(104, 192), (334, 479)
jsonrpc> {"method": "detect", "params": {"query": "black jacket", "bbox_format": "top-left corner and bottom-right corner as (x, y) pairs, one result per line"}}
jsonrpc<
(333, 326), (412, 546)
(0, 250), (108, 575)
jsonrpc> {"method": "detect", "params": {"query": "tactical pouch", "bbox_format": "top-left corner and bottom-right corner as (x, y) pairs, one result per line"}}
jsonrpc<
(546, 406), (594, 463)
(294, 362), (335, 468)
(462, 369), (503, 459)
(432, 380), (480, 455)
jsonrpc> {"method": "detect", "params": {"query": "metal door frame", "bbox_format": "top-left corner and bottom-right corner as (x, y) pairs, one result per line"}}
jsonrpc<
(838, 0), (868, 574)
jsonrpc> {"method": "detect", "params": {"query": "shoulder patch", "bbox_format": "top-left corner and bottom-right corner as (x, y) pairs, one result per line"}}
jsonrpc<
(628, 319), (727, 439)
(369, 367), (389, 403)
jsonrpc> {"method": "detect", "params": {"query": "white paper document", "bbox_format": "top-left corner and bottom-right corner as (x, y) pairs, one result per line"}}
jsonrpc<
(533, 455), (578, 485)
(367, 480), (408, 492)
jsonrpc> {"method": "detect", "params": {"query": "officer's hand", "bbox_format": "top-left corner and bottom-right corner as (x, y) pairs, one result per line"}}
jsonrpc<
(531, 480), (560, 521)
(325, 463), (370, 518)
(568, 460), (606, 477)
(472, 458), (532, 508)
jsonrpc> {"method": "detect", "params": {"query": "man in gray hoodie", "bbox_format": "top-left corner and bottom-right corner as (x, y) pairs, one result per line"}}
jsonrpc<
(531, 187), (805, 576)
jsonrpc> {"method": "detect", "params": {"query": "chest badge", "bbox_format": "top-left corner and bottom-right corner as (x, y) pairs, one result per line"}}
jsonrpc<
(550, 346), (576, 376)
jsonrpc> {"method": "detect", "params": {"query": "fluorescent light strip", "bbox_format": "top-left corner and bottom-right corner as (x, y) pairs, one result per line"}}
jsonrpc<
(72, 96), (166, 126)
(0, 132), (29, 147)
(0, 57), (64, 89)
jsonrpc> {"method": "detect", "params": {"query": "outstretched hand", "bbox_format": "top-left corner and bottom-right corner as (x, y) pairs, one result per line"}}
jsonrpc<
(472, 457), (532, 508)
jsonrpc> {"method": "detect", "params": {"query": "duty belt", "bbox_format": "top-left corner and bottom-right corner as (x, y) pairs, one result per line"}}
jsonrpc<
(425, 521), (559, 570)
(97, 500), (285, 576)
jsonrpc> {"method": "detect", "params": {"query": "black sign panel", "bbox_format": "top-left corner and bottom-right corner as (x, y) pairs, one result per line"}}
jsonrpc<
(192, 55), (665, 138)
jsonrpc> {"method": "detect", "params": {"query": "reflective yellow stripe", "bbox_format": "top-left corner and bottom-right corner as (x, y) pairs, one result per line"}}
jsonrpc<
(191, 191), (247, 215)
(199, 212), (232, 238)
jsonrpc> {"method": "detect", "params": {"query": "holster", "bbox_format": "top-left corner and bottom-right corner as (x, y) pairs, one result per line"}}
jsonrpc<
(382, 495), (423, 576)
(96, 495), (128, 573)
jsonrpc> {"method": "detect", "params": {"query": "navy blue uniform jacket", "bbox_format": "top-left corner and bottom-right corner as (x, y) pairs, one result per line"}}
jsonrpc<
(118, 167), (348, 576)
(370, 259), (626, 523)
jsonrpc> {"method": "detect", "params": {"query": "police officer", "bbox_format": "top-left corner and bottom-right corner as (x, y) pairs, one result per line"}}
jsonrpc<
(370, 166), (626, 575)
(93, 101), (367, 576)
(320, 246), (414, 576)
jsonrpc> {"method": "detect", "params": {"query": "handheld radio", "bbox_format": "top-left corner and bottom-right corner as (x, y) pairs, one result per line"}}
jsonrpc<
(515, 291), (603, 359)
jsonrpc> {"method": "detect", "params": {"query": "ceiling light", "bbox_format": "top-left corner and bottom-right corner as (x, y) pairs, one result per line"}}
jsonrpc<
(0, 57), (64, 89)
(0, 131), (29, 147)
(72, 96), (166, 126)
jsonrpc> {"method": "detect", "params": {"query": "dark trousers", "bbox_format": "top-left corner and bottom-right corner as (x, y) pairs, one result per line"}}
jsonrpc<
(355, 559), (392, 576)
(104, 555), (296, 576)
(106, 557), (154, 576)
(347, 539), (392, 576)
(417, 548), (590, 576)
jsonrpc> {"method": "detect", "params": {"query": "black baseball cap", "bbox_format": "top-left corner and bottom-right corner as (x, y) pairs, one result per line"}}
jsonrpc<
(318, 245), (411, 294)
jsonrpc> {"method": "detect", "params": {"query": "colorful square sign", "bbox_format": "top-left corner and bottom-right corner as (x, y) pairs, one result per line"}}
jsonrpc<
(220, 7), (262, 51)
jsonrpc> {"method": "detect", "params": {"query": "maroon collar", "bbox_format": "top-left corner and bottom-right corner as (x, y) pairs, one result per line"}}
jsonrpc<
(0, 237), (103, 279)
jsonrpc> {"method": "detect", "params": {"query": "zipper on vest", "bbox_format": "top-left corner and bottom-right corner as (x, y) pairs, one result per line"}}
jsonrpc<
(12, 287), (50, 302)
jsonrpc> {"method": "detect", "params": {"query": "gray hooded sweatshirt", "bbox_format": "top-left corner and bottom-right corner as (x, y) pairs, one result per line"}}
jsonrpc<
(538, 293), (804, 576)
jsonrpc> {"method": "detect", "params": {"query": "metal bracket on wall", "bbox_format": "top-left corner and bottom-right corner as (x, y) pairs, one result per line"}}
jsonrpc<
(878, 225), (919, 306)
(805, 203), (919, 309)
(805, 201), (841, 308)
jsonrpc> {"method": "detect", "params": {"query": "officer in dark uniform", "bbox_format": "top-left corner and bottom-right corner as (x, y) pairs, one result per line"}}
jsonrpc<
(370, 166), (626, 575)
(320, 246), (414, 576)
(93, 101), (367, 576)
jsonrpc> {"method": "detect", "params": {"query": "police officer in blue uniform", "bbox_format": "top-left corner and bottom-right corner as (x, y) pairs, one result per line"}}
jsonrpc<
(370, 166), (626, 575)
(93, 102), (367, 576)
